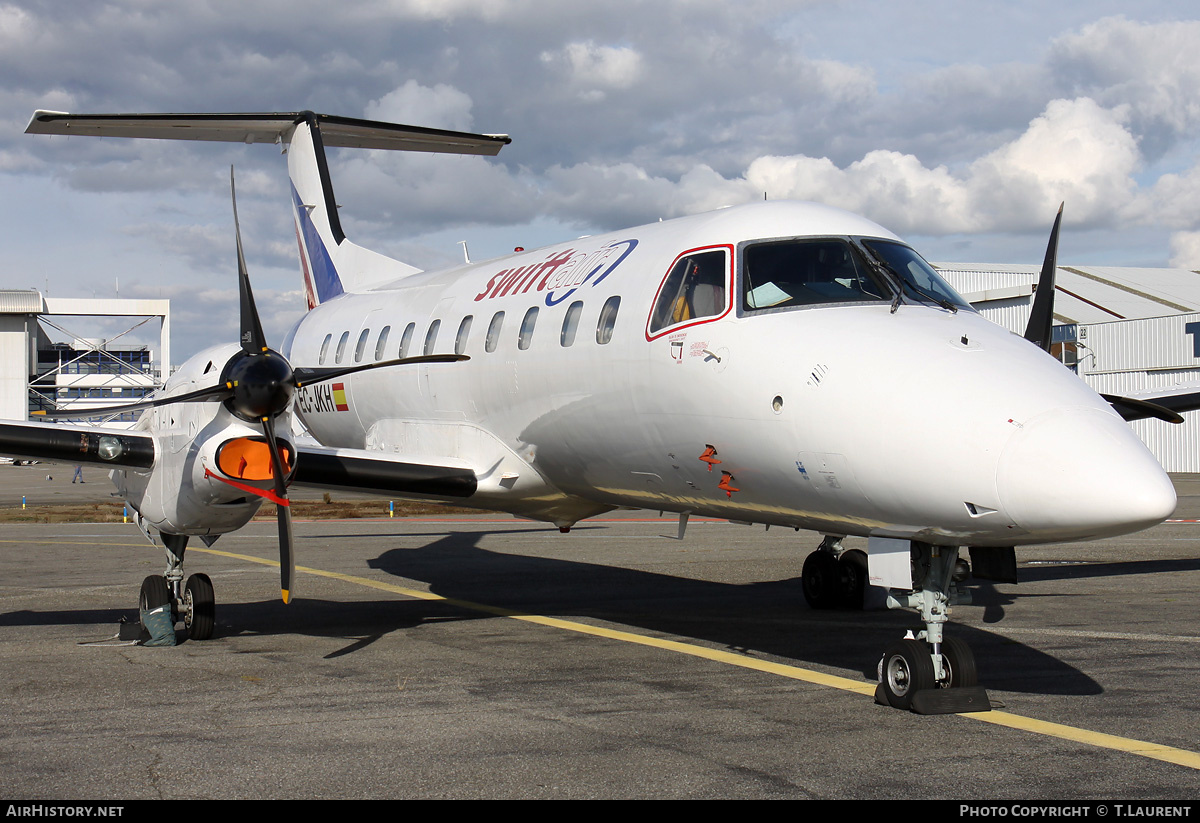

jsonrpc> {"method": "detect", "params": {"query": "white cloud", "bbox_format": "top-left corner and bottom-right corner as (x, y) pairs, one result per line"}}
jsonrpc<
(965, 97), (1141, 228)
(1169, 232), (1200, 270)
(538, 97), (1148, 237)
(364, 80), (475, 131)
(539, 41), (644, 102)
(1050, 16), (1200, 142)
(5, 1), (1200, 360)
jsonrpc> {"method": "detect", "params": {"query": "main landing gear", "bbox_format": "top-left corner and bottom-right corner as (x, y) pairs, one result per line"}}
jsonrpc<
(138, 533), (216, 641)
(800, 535), (870, 610)
(801, 537), (989, 713)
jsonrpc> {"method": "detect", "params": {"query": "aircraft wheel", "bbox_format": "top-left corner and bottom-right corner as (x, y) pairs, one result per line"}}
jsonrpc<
(838, 549), (868, 610)
(801, 550), (842, 609)
(879, 639), (935, 710)
(183, 573), (215, 641)
(953, 558), (971, 583)
(938, 636), (977, 688)
(139, 575), (172, 629)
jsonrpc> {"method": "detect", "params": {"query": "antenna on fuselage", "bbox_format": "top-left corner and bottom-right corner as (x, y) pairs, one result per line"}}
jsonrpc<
(458, 240), (470, 264)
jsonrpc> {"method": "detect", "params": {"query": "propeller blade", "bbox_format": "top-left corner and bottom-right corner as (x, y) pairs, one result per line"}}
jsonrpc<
(232, 167), (268, 355)
(1023, 203), (1064, 352)
(260, 414), (295, 603)
(293, 353), (468, 387)
(1102, 394), (1185, 425)
(259, 414), (295, 602)
(32, 382), (233, 419)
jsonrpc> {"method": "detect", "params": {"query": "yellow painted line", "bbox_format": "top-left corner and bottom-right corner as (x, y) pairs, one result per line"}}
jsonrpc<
(967, 711), (1200, 770)
(192, 547), (1200, 769)
(195, 547), (876, 694)
(6, 537), (1199, 770)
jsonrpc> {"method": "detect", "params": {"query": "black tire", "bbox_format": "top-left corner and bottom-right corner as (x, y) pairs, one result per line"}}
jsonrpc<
(139, 575), (172, 629)
(838, 549), (869, 610)
(939, 636), (977, 688)
(879, 639), (935, 709)
(801, 550), (842, 609)
(184, 573), (215, 641)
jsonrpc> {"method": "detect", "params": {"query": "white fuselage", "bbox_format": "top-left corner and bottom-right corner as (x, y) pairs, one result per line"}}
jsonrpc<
(278, 201), (1176, 546)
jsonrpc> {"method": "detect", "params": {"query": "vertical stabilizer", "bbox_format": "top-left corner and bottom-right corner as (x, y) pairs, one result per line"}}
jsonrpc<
(287, 117), (347, 309)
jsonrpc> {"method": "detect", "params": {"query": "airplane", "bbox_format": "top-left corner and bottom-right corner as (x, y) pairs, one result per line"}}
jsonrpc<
(1, 109), (1190, 712)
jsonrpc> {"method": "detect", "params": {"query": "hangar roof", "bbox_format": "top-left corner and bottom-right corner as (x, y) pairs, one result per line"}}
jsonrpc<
(934, 263), (1200, 325)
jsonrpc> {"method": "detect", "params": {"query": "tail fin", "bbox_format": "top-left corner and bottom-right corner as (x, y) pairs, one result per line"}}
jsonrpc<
(26, 110), (511, 308)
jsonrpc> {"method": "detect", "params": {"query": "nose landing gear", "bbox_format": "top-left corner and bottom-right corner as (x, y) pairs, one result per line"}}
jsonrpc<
(874, 543), (990, 713)
(136, 534), (217, 643)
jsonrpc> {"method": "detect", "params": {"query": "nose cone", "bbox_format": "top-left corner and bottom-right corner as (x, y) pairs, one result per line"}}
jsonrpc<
(997, 408), (1176, 542)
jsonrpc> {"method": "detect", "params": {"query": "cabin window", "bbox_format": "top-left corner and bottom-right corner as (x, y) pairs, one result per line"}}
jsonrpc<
(455, 316), (473, 355)
(560, 301), (583, 347)
(597, 296), (620, 345)
(485, 311), (504, 353)
(334, 331), (350, 364)
(354, 328), (370, 362)
(649, 249), (729, 336)
(518, 307), (538, 350)
(741, 239), (890, 312)
(374, 326), (391, 360)
(423, 319), (441, 355)
(399, 322), (416, 359)
(319, 333), (332, 365)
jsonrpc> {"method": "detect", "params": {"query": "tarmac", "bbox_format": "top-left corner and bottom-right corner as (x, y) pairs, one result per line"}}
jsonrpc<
(1, 463), (1198, 799)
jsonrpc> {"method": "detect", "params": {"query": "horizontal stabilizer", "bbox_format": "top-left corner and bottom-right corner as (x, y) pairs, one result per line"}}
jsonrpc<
(26, 111), (511, 156)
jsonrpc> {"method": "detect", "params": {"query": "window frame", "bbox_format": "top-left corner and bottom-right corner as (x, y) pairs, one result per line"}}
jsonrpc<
(736, 235), (897, 318)
(560, 301), (584, 347)
(374, 326), (391, 361)
(485, 311), (505, 353)
(597, 295), (621, 345)
(518, 306), (539, 351)
(645, 244), (733, 341)
(455, 315), (473, 355)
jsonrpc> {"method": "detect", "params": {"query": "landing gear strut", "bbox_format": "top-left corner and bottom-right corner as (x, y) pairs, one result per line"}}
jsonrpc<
(875, 542), (988, 713)
(137, 534), (216, 641)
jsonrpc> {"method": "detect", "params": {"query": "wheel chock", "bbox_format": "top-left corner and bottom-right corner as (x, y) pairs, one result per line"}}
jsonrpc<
(874, 684), (991, 714)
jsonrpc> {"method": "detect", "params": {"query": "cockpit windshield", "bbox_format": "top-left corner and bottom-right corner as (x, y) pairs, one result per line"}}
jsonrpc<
(741, 239), (891, 312)
(858, 239), (972, 311)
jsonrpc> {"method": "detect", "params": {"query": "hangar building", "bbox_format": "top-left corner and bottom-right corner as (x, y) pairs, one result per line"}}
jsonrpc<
(0, 290), (169, 427)
(938, 264), (1200, 471)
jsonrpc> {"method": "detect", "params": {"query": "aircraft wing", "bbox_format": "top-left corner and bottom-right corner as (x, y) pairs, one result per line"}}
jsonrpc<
(291, 444), (478, 500)
(0, 420), (154, 469)
(1105, 387), (1200, 423)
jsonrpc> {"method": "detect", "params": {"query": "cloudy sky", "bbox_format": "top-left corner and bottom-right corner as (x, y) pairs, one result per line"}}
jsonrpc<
(1, 0), (1198, 361)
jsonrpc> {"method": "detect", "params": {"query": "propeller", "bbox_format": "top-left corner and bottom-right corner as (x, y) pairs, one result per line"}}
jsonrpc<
(1023, 203), (1062, 351)
(1022, 204), (1183, 425)
(39, 167), (468, 601)
(226, 169), (298, 603)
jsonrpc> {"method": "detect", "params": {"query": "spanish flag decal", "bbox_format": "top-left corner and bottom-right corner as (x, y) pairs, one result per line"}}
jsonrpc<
(332, 382), (350, 411)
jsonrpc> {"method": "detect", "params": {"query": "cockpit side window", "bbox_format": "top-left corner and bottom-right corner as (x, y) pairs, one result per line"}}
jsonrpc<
(859, 239), (972, 310)
(647, 246), (731, 339)
(741, 239), (890, 313)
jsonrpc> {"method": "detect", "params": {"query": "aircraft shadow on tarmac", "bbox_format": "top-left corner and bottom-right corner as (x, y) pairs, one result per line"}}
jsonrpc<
(8, 527), (1195, 696)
